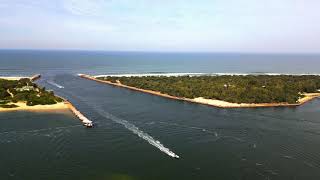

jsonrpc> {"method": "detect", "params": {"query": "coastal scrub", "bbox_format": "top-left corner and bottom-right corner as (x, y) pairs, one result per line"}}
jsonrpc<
(0, 78), (63, 108)
(97, 75), (320, 104)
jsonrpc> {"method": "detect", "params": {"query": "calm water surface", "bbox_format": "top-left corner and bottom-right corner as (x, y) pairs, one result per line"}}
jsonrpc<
(1, 50), (320, 179)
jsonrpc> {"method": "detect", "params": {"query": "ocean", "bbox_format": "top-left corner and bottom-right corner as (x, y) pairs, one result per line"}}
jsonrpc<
(1, 50), (320, 180)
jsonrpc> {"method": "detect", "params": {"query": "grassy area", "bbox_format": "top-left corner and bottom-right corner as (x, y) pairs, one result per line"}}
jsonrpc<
(0, 78), (63, 108)
(97, 75), (320, 104)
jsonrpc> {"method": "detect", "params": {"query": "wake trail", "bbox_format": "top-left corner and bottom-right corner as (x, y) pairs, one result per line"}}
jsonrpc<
(51, 79), (180, 159)
(90, 105), (180, 159)
(47, 80), (64, 89)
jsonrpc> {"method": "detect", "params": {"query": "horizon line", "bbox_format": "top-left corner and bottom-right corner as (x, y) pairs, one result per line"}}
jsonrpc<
(0, 48), (320, 55)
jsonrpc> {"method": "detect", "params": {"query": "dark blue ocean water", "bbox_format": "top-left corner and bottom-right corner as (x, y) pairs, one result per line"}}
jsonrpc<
(1, 50), (320, 180)
(1, 50), (320, 76)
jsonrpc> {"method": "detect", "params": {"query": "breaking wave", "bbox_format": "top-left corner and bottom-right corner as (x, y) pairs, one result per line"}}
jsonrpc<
(94, 72), (320, 78)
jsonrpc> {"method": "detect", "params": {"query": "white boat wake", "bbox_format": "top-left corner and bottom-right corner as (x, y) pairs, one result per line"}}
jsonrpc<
(92, 106), (180, 159)
(56, 86), (180, 159)
(47, 81), (64, 89)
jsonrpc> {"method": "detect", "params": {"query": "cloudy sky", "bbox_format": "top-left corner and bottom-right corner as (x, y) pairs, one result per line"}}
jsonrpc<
(0, 0), (320, 53)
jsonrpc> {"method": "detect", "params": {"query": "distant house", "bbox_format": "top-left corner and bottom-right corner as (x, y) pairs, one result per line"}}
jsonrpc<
(15, 86), (35, 92)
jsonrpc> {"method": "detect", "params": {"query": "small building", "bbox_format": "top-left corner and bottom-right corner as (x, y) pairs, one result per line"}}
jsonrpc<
(15, 86), (35, 92)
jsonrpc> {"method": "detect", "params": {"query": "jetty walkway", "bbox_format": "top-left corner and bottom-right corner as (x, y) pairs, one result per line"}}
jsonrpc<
(35, 74), (93, 128)
(57, 96), (93, 128)
(66, 101), (93, 127)
(30, 74), (41, 81)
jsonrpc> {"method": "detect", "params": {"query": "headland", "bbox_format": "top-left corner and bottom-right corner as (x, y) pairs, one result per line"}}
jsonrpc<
(0, 75), (93, 127)
(79, 74), (320, 108)
(0, 74), (67, 112)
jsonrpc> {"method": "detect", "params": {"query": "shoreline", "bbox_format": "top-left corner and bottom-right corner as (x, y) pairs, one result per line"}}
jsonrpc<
(0, 76), (30, 81)
(0, 74), (68, 112)
(0, 100), (93, 127)
(1, 75), (93, 127)
(94, 73), (320, 77)
(79, 74), (320, 108)
(0, 74), (40, 81)
(0, 102), (69, 112)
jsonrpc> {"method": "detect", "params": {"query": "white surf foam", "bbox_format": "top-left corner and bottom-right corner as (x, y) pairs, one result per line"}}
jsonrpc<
(95, 72), (320, 78)
(47, 81), (64, 89)
(95, 72), (206, 77)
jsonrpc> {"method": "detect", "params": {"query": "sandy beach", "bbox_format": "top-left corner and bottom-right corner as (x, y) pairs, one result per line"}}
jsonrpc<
(0, 102), (69, 112)
(0, 74), (41, 81)
(0, 74), (68, 112)
(0, 76), (30, 80)
(192, 93), (320, 108)
(79, 74), (320, 108)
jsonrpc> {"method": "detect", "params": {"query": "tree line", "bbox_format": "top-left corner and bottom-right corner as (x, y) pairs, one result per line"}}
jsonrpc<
(0, 78), (62, 107)
(98, 75), (320, 104)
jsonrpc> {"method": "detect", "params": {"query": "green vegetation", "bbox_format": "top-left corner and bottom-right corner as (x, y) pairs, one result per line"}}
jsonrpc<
(0, 104), (18, 108)
(98, 75), (320, 104)
(0, 78), (63, 108)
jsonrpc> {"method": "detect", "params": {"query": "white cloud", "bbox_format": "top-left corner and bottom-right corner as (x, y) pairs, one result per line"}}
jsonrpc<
(1, 0), (320, 52)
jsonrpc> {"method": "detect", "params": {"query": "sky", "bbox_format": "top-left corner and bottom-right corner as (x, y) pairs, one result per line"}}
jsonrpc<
(0, 0), (320, 53)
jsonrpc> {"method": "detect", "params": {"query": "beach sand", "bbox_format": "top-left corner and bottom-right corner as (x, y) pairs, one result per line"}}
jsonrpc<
(0, 77), (30, 81)
(0, 102), (69, 112)
(192, 93), (320, 108)
(0, 74), (67, 112)
(79, 74), (320, 108)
